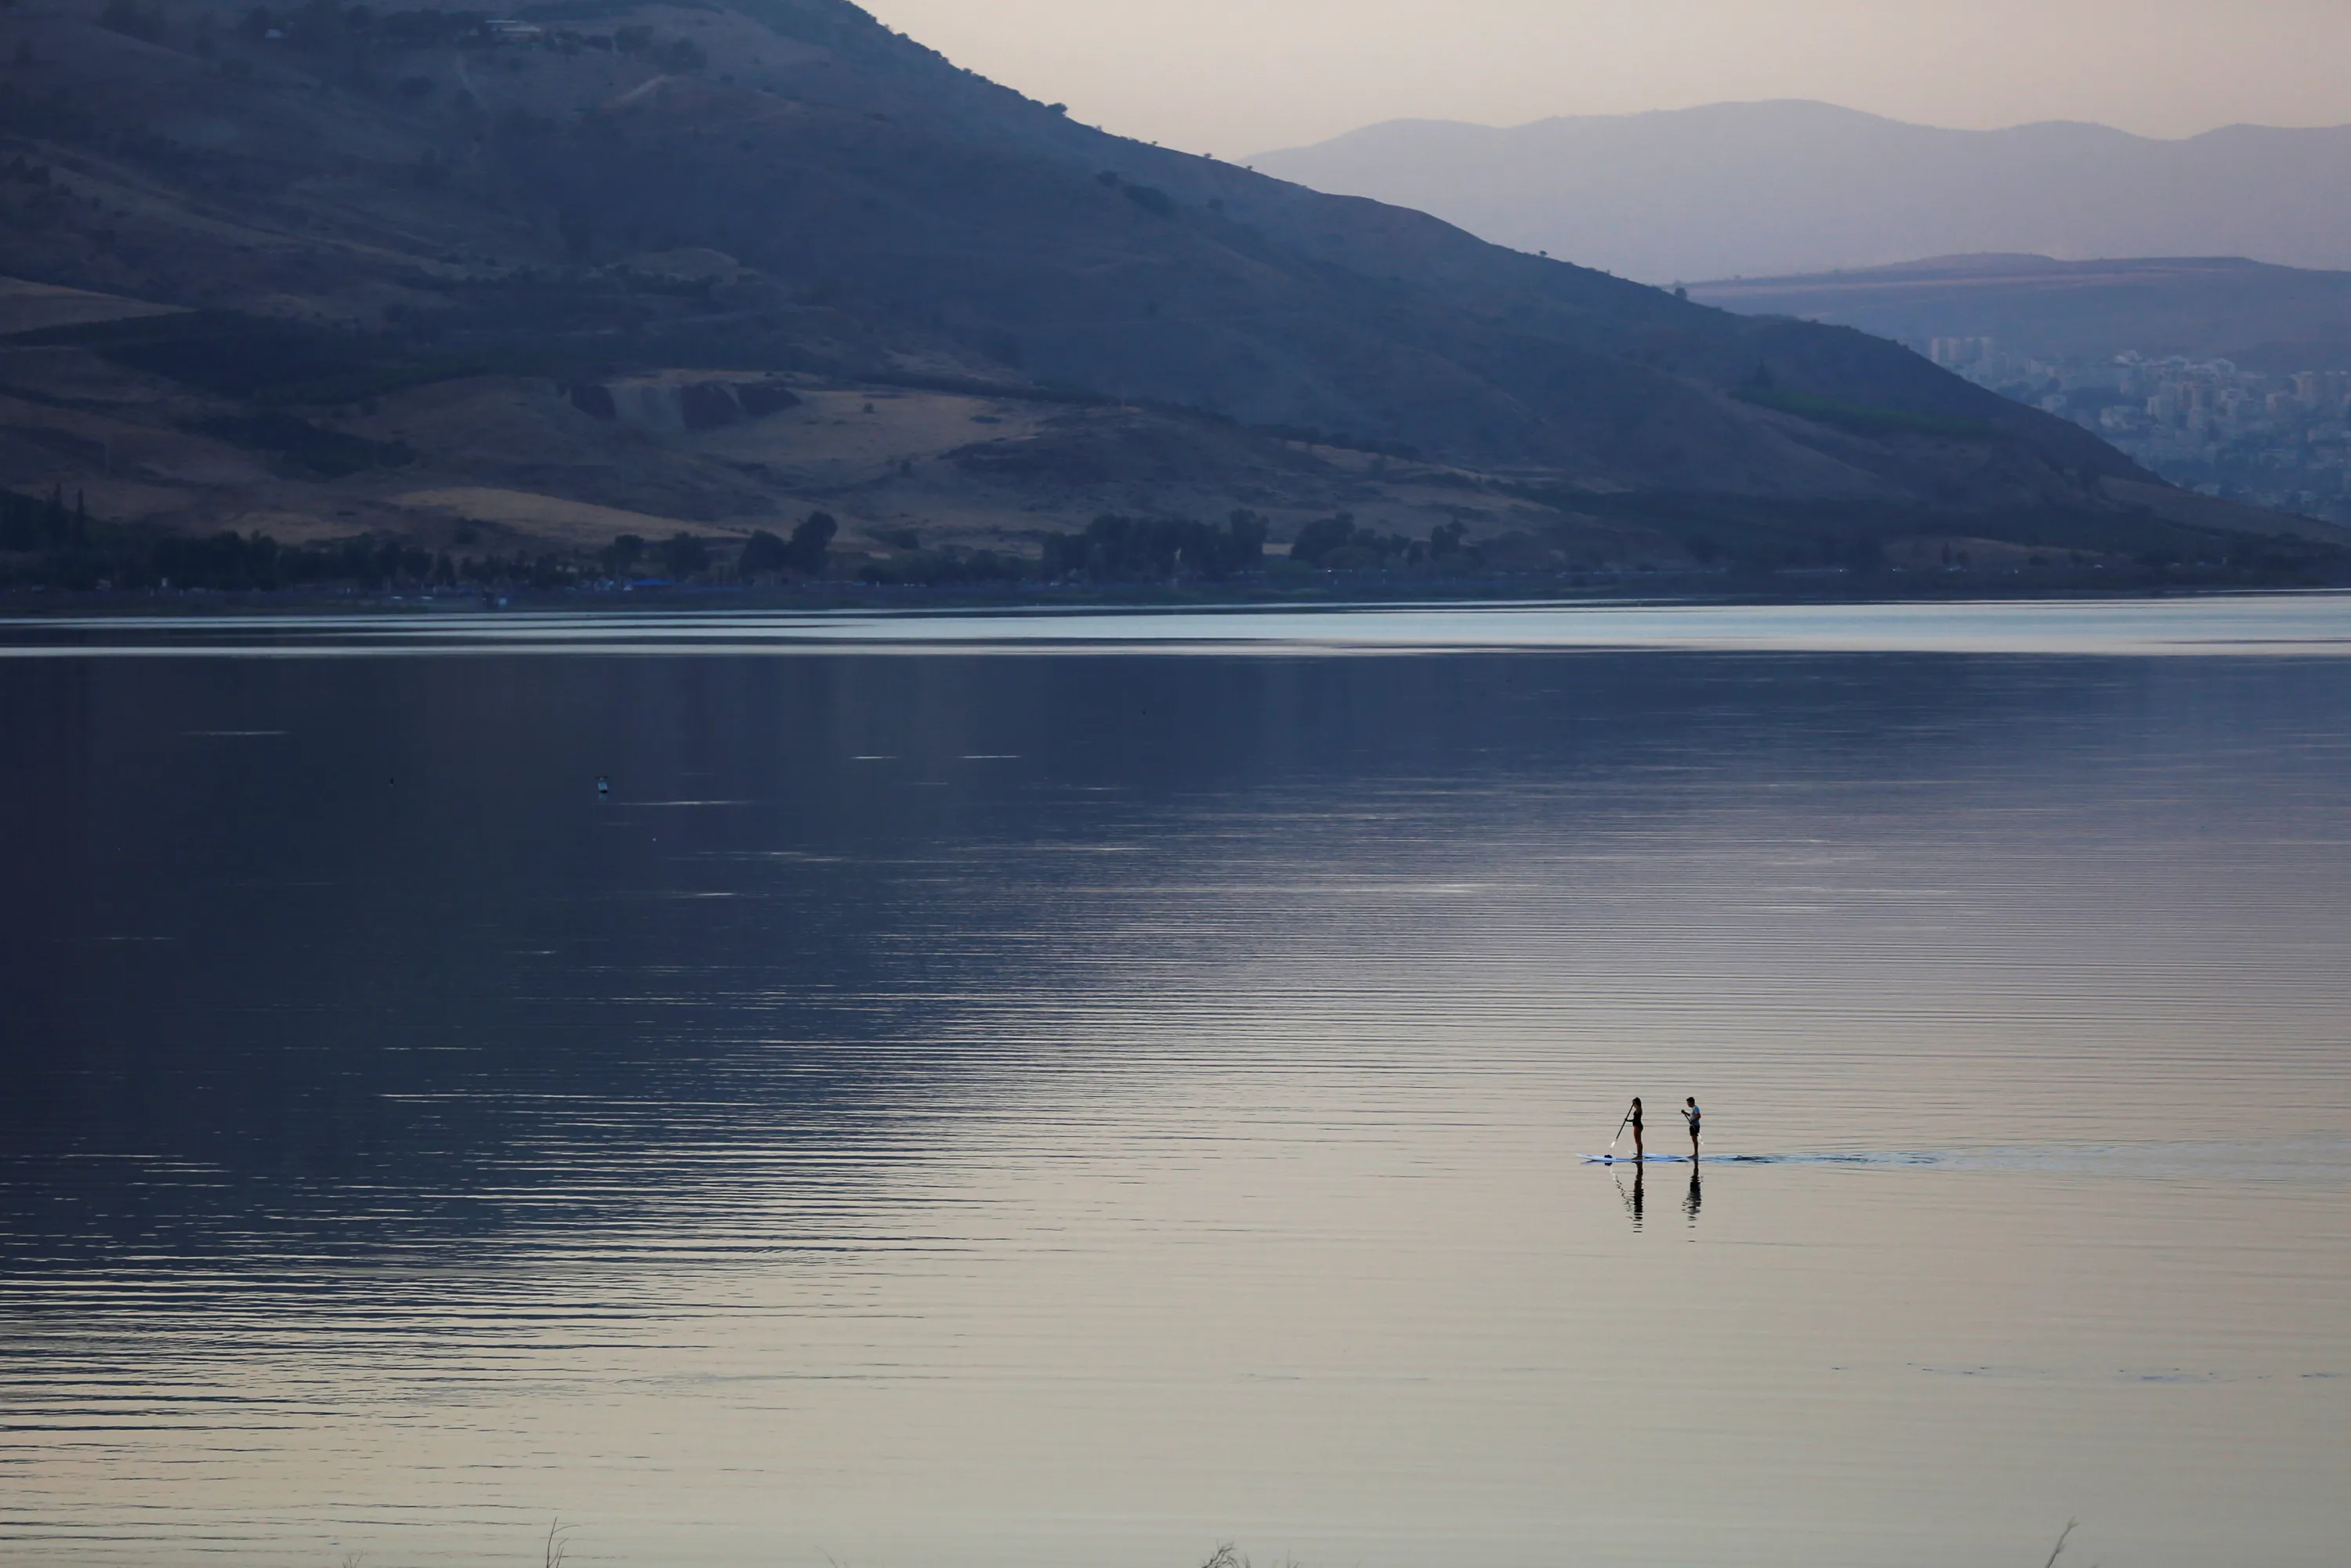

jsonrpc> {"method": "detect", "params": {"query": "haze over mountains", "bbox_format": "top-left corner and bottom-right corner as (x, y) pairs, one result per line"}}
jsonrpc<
(0, 3), (2324, 580)
(1252, 102), (2351, 286)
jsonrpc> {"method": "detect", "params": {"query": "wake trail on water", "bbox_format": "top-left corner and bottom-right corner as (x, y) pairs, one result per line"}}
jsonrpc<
(1582, 1142), (2351, 1179)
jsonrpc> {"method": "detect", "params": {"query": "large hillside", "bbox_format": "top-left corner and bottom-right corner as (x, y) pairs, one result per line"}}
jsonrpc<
(0, 3), (2292, 577)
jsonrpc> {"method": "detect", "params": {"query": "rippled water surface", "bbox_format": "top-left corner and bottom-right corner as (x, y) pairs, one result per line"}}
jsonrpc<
(4, 597), (2349, 1568)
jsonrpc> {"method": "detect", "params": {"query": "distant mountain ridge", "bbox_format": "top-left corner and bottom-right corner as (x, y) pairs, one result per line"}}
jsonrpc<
(1251, 102), (2351, 284)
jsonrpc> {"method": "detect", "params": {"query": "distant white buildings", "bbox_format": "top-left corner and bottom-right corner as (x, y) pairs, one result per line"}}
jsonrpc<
(1929, 336), (1998, 372)
(1925, 339), (2351, 521)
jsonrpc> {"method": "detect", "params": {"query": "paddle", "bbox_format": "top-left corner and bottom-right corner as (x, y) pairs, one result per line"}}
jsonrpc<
(1606, 1103), (1635, 1163)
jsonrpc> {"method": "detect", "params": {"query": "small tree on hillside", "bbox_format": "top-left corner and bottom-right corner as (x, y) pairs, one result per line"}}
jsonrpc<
(600, 533), (645, 576)
(659, 531), (708, 579)
(738, 529), (789, 578)
(783, 511), (836, 575)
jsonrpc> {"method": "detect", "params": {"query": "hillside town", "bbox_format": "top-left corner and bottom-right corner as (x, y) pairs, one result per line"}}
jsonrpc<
(1929, 338), (2351, 523)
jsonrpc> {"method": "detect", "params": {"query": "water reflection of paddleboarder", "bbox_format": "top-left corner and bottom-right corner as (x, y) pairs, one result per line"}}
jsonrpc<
(1621, 1161), (1646, 1229)
(1683, 1162), (1702, 1225)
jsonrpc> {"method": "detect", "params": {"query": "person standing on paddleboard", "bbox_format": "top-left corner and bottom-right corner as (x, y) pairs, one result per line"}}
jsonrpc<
(1628, 1097), (1644, 1160)
(1683, 1096), (1701, 1159)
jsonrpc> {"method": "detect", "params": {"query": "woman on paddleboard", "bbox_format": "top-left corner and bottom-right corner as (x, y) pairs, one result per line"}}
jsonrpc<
(1628, 1097), (1643, 1159)
(1683, 1096), (1701, 1159)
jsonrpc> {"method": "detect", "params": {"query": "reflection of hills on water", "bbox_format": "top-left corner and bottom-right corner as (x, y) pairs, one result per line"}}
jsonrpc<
(2, 646), (2339, 1270)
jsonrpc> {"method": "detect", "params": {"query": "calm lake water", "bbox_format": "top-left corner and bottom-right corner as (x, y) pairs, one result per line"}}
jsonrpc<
(4, 596), (2349, 1568)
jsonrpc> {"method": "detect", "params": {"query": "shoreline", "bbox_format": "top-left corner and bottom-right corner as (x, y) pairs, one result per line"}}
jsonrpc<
(3, 563), (2346, 619)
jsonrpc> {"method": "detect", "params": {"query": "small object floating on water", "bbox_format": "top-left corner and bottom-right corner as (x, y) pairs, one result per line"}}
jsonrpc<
(596, 774), (610, 798)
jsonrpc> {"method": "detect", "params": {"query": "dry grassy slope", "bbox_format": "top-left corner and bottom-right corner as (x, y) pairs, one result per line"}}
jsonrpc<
(0, 338), (1603, 555)
(0, 0), (2292, 564)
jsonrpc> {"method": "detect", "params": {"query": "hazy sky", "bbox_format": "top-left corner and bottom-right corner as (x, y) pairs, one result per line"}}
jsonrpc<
(861, 0), (2351, 158)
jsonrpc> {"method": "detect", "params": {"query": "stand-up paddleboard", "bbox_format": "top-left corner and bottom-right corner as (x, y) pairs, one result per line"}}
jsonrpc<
(1585, 1152), (1936, 1166)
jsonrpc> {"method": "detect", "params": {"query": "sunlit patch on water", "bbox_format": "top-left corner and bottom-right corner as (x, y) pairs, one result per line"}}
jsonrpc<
(5, 588), (2351, 658)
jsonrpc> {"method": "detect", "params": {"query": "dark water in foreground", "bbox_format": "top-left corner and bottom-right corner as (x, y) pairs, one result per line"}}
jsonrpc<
(3, 599), (2349, 1568)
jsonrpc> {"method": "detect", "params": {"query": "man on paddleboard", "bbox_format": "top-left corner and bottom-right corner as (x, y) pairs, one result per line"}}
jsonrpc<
(1683, 1096), (1701, 1159)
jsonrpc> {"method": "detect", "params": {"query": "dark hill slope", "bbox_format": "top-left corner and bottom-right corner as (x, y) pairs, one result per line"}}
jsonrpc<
(0, 0), (2202, 552)
(1690, 254), (2351, 372)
